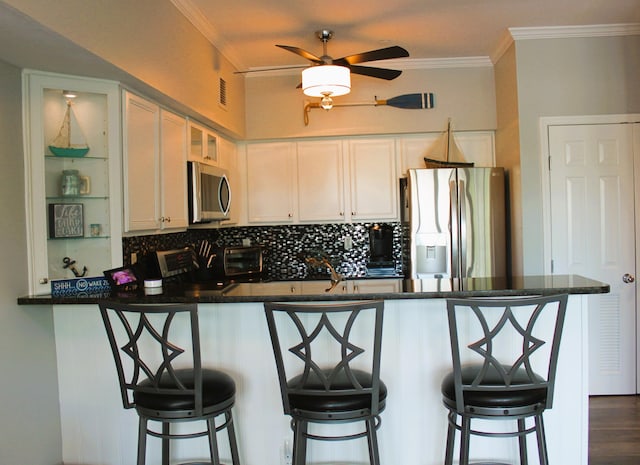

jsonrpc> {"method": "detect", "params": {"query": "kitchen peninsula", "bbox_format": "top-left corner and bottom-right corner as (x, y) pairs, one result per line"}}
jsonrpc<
(19, 275), (606, 465)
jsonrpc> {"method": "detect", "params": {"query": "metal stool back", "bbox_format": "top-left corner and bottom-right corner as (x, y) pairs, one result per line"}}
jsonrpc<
(99, 301), (240, 465)
(442, 294), (568, 465)
(264, 300), (385, 465)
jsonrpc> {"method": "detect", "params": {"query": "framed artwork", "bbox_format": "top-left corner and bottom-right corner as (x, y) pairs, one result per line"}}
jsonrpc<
(48, 203), (84, 238)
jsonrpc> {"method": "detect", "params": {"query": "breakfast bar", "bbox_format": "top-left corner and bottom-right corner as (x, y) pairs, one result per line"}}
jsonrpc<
(19, 275), (607, 465)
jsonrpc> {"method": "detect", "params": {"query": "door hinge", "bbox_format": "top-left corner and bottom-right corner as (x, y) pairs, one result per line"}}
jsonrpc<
(548, 155), (551, 171)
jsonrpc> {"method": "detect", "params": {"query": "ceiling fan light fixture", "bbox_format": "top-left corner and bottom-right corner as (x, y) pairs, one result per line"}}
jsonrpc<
(320, 94), (333, 110)
(302, 65), (351, 97)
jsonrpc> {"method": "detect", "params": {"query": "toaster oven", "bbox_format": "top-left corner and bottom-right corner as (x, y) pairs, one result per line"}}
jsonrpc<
(213, 245), (263, 279)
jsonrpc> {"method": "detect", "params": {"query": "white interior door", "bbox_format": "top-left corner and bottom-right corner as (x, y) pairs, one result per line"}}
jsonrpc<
(548, 122), (637, 395)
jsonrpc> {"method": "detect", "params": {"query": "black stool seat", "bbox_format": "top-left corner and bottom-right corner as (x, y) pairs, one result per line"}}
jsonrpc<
(135, 368), (236, 412)
(288, 368), (388, 412)
(441, 364), (547, 409)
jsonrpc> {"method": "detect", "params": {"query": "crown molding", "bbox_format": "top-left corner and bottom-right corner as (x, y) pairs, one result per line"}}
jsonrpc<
(242, 56), (493, 78)
(491, 23), (640, 64)
(393, 56), (493, 69)
(509, 23), (640, 40)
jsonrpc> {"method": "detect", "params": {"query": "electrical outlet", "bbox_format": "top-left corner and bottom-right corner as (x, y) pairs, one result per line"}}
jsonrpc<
(344, 235), (353, 251)
(282, 438), (292, 465)
(130, 252), (137, 264)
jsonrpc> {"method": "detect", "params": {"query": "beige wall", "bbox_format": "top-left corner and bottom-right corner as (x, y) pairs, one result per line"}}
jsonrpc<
(245, 65), (497, 139)
(511, 34), (640, 274)
(494, 43), (521, 276)
(0, 59), (62, 465)
(3, 0), (246, 138)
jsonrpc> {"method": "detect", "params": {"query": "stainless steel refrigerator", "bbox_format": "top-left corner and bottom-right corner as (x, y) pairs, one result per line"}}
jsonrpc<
(403, 168), (507, 283)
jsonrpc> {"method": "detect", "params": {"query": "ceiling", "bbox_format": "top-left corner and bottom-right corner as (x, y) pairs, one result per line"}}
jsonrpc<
(176, 0), (640, 72)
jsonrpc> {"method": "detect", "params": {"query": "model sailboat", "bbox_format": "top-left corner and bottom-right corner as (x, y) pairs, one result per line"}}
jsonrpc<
(48, 99), (89, 157)
(424, 119), (473, 168)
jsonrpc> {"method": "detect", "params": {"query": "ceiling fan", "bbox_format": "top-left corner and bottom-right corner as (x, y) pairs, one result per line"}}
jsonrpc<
(237, 29), (409, 109)
(280, 29), (409, 108)
(277, 29), (409, 82)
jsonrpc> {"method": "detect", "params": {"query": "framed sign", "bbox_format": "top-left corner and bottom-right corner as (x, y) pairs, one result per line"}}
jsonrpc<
(48, 203), (84, 238)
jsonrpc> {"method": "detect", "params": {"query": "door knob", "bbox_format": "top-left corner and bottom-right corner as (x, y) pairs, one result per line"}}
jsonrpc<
(622, 273), (635, 283)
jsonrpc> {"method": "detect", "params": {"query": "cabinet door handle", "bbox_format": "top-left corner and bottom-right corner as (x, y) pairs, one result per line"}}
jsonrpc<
(39, 278), (49, 284)
(166, 217), (171, 223)
(288, 213), (293, 218)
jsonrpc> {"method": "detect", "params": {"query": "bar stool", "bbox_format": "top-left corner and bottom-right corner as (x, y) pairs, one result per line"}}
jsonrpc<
(264, 300), (386, 465)
(99, 301), (241, 465)
(441, 294), (568, 465)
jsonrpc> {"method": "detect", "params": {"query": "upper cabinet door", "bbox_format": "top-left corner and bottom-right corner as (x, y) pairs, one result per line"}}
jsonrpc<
(297, 140), (345, 222)
(246, 142), (297, 223)
(160, 109), (188, 229)
(398, 132), (495, 175)
(188, 120), (218, 165)
(123, 91), (160, 231)
(348, 138), (398, 221)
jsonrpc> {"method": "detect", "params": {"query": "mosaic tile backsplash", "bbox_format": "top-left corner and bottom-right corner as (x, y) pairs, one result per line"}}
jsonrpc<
(123, 223), (404, 280)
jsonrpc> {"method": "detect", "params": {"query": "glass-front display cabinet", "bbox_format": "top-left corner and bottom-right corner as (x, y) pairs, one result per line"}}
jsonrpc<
(23, 70), (122, 294)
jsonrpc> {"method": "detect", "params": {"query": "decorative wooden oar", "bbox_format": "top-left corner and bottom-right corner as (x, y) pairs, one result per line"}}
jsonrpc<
(303, 92), (434, 125)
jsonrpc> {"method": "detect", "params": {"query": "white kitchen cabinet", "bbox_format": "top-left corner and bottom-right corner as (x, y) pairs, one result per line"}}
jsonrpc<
(297, 140), (345, 222)
(159, 109), (188, 229)
(350, 278), (402, 293)
(188, 120), (218, 165)
(245, 137), (398, 225)
(347, 138), (398, 221)
(246, 142), (297, 223)
(398, 131), (495, 175)
(23, 71), (123, 294)
(123, 92), (188, 233)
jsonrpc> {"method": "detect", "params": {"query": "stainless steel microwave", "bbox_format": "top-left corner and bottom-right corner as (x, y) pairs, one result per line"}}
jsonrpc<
(187, 161), (231, 223)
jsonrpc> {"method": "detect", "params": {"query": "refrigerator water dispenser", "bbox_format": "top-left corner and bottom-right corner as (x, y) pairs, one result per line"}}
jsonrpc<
(415, 245), (448, 276)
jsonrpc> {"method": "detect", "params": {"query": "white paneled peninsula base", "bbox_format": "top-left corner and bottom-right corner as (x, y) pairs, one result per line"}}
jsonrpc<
(49, 292), (594, 465)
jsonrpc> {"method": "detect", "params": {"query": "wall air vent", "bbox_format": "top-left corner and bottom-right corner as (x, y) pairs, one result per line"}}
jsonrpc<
(219, 77), (227, 108)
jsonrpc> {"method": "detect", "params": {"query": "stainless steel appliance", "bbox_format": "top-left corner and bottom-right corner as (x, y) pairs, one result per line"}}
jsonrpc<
(155, 247), (197, 278)
(187, 161), (231, 223)
(211, 245), (263, 279)
(402, 168), (506, 284)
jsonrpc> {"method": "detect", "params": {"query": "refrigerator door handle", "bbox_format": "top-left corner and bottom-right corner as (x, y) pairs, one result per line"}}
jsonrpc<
(449, 179), (460, 279)
(458, 179), (467, 278)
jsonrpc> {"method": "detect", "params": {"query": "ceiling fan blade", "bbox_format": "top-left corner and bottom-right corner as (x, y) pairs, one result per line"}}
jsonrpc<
(276, 44), (323, 63)
(348, 65), (403, 81)
(334, 46), (409, 65)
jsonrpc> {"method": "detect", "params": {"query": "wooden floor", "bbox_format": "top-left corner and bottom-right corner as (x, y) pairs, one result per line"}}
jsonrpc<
(589, 395), (640, 465)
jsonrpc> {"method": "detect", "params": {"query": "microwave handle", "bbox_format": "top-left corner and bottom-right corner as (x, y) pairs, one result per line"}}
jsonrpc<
(219, 174), (231, 215)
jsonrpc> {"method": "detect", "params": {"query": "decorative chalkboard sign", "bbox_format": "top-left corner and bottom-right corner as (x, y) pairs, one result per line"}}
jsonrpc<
(48, 203), (84, 238)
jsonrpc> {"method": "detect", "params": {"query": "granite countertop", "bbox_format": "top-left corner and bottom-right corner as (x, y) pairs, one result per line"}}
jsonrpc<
(17, 275), (609, 305)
